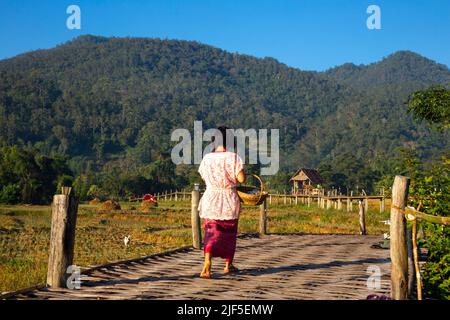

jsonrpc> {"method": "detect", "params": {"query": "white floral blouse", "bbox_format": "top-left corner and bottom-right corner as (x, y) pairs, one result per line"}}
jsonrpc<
(198, 151), (244, 220)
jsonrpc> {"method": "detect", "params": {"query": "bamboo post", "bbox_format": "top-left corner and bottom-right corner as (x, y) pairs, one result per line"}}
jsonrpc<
(259, 199), (267, 235)
(380, 197), (385, 213)
(390, 175), (410, 300)
(269, 194), (272, 205)
(365, 198), (369, 213)
(47, 188), (78, 288)
(191, 185), (201, 249)
(358, 200), (366, 235)
(406, 225), (416, 298)
(412, 219), (422, 300)
(307, 196), (311, 207)
(337, 198), (342, 210)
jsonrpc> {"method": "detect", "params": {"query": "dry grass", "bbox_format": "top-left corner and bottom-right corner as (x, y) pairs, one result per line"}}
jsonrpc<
(0, 198), (390, 293)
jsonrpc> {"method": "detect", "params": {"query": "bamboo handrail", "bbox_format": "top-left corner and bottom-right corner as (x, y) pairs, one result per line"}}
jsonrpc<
(404, 206), (450, 225)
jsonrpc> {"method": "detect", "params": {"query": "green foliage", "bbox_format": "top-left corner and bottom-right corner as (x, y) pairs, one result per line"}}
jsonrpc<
(0, 184), (20, 204)
(400, 152), (450, 300)
(407, 85), (450, 131)
(0, 146), (73, 204)
(422, 224), (450, 300)
(265, 171), (292, 193)
(401, 84), (450, 299)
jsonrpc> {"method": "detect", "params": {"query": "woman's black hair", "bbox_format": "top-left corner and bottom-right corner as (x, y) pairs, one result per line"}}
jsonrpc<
(214, 126), (229, 150)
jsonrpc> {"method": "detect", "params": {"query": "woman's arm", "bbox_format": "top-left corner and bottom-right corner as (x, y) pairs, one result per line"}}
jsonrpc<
(236, 170), (245, 184)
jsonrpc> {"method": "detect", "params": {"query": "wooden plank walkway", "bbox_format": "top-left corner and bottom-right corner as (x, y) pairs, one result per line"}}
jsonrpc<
(4, 234), (391, 300)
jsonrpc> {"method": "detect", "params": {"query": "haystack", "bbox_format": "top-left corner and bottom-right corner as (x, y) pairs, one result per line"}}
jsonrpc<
(89, 197), (101, 205)
(100, 200), (121, 210)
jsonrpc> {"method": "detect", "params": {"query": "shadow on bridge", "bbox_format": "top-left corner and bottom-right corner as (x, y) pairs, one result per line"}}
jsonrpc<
(78, 256), (389, 288)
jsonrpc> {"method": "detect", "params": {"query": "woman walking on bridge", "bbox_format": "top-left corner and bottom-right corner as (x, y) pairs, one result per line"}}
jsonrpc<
(198, 126), (245, 278)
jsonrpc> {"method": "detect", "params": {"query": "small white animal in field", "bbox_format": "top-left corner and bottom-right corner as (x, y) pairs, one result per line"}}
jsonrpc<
(380, 219), (391, 225)
(124, 235), (131, 247)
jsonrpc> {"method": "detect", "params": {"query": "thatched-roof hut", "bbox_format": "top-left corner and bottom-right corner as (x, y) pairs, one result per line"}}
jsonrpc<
(290, 168), (325, 193)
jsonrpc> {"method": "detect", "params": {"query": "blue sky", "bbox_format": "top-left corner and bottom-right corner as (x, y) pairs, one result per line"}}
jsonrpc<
(0, 0), (449, 71)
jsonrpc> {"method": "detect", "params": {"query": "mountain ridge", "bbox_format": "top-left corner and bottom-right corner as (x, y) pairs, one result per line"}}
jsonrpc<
(0, 35), (448, 191)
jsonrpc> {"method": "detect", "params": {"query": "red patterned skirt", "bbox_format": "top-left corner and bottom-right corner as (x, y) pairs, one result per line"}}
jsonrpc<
(203, 218), (239, 262)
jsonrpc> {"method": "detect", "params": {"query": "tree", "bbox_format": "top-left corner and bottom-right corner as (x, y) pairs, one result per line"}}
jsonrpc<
(407, 85), (450, 131)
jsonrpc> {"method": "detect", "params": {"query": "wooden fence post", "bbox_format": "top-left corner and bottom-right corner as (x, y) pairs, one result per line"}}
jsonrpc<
(380, 197), (385, 213)
(358, 200), (366, 235)
(259, 199), (267, 235)
(390, 175), (410, 300)
(365, 198), (369, 213)
(191, 185), (201, 249)
(47, 188), (78, 288)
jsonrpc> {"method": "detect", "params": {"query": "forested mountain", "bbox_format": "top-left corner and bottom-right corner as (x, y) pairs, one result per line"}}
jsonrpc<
(0, 35), (449, 200)
(325, 51), (450, 89)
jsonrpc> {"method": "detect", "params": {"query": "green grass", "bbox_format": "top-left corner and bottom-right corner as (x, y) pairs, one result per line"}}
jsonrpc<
(0, 199), (390, 293)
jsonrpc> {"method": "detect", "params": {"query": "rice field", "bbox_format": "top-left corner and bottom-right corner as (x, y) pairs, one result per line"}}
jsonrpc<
(0, 198), (390, 293)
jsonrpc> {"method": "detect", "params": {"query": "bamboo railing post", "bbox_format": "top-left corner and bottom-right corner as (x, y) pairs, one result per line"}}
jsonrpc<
(358, 200), (366, 235)
(390, 175), (410, 300)
(259, 199), (267, 235)
(380, 197), (385, 213)
(191, 185), (201, 249)
(47, 188), (78, 288)
(406, 225), (416, 298)
(365, 198), (369, 213)
(412, 219), (422, 300)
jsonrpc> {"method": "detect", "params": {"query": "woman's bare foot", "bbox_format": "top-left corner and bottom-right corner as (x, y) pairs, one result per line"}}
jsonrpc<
(224, 263), (239, 273)
(200, 261), (212, 278)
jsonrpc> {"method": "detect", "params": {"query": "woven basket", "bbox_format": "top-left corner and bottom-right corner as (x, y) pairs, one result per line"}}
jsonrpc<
(236, 174), (268, 206)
